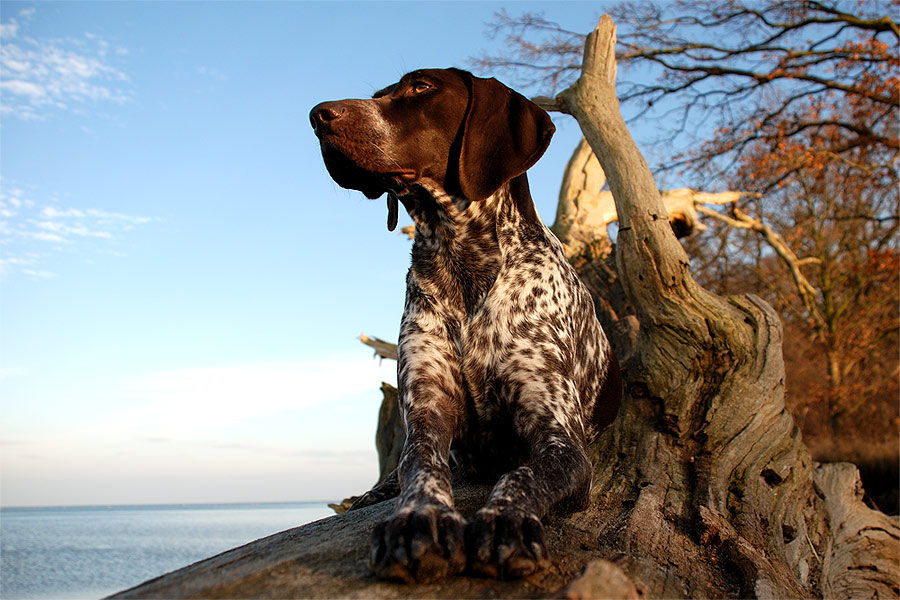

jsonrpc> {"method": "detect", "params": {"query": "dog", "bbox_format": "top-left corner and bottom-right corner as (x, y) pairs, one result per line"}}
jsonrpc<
(310, 68), (621, 583)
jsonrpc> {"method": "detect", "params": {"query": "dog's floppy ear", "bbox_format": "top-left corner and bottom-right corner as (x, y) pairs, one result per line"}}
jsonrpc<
(456, 71), (555, 202)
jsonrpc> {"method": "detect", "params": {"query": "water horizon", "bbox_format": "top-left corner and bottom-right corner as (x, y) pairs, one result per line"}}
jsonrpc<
(1, 500), (337, 599)
(1, 498), (338, 511)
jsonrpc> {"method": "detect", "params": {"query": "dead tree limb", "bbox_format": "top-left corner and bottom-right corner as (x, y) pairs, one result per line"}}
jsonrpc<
(551, 136), (755, 253)
(692, 203), (828, 338)
(359, 334), (398, 361)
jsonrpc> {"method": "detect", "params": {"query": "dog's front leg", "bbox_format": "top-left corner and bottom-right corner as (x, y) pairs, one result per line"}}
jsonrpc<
(466, 390), (593, 579)
(370, 304), (467, 583)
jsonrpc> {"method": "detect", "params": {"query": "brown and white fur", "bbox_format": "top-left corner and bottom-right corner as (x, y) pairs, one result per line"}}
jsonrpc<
(310, 68), (621, 583)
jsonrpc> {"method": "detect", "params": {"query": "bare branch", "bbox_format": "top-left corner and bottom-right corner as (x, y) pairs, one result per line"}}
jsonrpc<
(359, 334), (397, 361)
(694, 203), (828, 334)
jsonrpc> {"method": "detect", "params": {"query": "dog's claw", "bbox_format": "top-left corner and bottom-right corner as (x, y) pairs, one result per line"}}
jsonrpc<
(370, 504), (466, 583)
(465, 508), (549, 579)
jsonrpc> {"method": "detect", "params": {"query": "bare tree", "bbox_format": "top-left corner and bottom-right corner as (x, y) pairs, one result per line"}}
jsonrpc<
(697, 136), (899, 441)
(476, 0), (899, 180)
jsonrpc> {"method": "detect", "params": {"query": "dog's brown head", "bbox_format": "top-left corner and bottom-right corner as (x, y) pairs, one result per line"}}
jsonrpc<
(310, 68), (554, 224)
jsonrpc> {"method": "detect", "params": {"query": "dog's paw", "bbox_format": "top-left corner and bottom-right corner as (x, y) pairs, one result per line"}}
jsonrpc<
(465, 507), (549, 579)
(370, 503), (466, 583)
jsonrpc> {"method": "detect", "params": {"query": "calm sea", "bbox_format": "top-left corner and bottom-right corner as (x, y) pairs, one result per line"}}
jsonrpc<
(0, 502), (336, 599)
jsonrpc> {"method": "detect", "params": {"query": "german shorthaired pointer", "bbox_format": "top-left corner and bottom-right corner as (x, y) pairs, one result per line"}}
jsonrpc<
(310, 68), (621, 583)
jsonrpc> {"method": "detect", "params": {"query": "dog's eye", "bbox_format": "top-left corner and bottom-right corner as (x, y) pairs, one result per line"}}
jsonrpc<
(410, 81), (432, 95)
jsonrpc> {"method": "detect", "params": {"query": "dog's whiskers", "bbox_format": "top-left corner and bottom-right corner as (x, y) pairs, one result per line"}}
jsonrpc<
(366, 140), (406, 171)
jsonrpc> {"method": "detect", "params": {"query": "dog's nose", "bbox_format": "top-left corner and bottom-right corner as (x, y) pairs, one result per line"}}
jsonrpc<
(309, 102), (345, 133)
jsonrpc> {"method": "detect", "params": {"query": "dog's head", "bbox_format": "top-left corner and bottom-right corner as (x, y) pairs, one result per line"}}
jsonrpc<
(310, 68), (554, 226)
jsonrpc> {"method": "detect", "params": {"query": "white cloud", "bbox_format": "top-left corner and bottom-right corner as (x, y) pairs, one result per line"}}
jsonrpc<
(109, 356), (397, 435)
(21, 268), (55, 279)
(0, 254), (39, 277)
(0, 20), (19, 40)
(34, 219), (114, 239)
(1, 353), (396, 504)
(0, 11), (131, 120)
(2, 79), (45, 99)
(30, 230), (66, 243)
(42, 207), (83, 218)
(0, 180), (157, 278)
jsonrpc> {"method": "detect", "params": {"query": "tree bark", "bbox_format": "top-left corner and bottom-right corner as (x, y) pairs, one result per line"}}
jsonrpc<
(111, 15), (898, 600)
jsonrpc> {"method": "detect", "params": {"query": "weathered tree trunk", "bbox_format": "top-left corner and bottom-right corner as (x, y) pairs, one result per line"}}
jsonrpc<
(539, 15), (899, 598)
(111, 16), (898, 600)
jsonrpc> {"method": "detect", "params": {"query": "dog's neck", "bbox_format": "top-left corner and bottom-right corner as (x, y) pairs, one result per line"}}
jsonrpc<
(399, 174), (541, 317)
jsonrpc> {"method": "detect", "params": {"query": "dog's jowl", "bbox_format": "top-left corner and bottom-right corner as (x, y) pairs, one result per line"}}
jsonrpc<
(310, 68), (622, 583)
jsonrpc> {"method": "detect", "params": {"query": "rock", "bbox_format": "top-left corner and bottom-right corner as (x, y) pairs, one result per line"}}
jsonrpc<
(561, 560), (641, 600)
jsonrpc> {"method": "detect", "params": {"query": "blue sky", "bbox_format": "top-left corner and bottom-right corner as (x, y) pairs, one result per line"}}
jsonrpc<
(0, 1), (616, 507)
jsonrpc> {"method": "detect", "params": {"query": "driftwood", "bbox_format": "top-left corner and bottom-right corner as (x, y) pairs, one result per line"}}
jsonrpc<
(111, 16), (898, 599)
